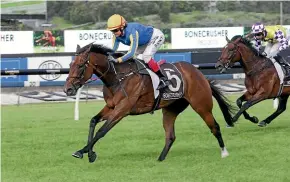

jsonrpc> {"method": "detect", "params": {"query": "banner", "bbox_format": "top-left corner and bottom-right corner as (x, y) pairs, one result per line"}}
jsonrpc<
(64, 30), (129, 52)
(33, 30), (65, 53)
(0, 31), (33, 54)
(27, 56), (71, 81)
(171, 27), (244, 49)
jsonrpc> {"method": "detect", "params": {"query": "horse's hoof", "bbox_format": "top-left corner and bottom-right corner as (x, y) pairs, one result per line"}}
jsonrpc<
(157, 157), (165, 162)
(88, 152), (97, 163)
(258, 121), (267, 127)
(221, 148), (229, 158)
(250, 116), (259, 124)
(72, 151), (83, 159)
(226, 124), (234, 128)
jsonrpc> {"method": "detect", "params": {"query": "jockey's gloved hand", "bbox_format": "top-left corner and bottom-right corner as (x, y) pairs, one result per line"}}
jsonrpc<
(259, 51), (267, 57)
(108, 55), (118, 63)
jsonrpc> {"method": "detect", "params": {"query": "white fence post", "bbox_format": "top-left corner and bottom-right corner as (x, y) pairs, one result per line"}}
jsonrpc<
(74, 85), (84, 121)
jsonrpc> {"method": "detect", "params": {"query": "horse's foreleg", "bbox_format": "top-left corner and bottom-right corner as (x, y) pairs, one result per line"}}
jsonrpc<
(72, 99), (131, 163)
(236, 93), (259, 124)
(232, 94), (265, 123)
(87, 106), (111, 162)
(258, 95), (289, 127)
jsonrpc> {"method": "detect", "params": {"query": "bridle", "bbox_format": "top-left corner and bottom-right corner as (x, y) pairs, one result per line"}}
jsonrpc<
(220, 38), (272, 76)
(219, 41), (240, 69)
(67, 47), (111, 89)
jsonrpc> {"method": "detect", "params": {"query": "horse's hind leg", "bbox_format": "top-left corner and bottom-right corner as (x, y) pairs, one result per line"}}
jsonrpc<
(201, 112), (229, 158)
(158, 99), (189, 161)
(258, 95), (289, 127)
(236, 92), (259, 124)
(189, 101), (229, 158)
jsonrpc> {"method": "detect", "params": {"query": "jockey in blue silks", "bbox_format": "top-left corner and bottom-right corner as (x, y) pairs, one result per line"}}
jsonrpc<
(107, 14), (169, 89)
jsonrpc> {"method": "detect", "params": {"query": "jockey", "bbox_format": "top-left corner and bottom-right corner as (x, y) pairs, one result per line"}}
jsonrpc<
(251, 23), (289, 65)
(106, 14), (169, 89)
(251, 23), (290, 82)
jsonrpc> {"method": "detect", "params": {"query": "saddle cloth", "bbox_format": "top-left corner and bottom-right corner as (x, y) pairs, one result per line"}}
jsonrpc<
(135, 60), (184, 100)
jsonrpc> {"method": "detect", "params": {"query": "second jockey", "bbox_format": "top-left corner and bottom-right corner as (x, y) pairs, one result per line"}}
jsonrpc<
(107, 14), (170, 89)
(251, 23), (290, 81)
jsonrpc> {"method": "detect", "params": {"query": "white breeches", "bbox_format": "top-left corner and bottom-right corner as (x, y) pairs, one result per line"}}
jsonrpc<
(136, 28), (165, 63)
(265, 42), (284, 84)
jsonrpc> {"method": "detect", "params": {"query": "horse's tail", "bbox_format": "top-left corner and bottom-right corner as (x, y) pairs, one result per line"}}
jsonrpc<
(208, 80), (236, 127)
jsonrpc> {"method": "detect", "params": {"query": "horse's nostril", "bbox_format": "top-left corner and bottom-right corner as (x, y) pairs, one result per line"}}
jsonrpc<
(66, 88), (74, 96)
(215, 63), (222, 68)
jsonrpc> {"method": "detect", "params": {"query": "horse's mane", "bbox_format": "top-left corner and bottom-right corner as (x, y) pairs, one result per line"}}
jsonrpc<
(230, 35), (265, 57)
(76, 43), (115, 56)
(76, 43), (137, 62)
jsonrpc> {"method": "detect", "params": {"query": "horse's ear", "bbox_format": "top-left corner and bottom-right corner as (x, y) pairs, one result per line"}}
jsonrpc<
(87, 42), (95, 51)
(226, 36), (230, 43)
(76, 44), (81, 52)
(240, 37), (244, 43)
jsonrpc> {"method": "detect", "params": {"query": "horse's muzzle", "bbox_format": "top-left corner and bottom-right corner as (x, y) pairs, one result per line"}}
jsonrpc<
(64, 81), (82, 96)
(215, 62), (227, 73)
(64, 87), (76, 96)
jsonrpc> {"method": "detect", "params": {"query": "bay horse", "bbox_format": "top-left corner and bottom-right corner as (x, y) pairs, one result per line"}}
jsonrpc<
(216, 35), (290, 127)
(64, 43), (236, 163)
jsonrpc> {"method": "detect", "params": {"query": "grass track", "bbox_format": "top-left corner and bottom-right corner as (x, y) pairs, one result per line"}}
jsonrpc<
(2, 95), (290, 182)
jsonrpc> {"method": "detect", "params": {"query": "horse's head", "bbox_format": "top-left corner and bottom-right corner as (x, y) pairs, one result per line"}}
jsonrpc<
(215, 36), (243, 73)
(64, 43), (98, 96)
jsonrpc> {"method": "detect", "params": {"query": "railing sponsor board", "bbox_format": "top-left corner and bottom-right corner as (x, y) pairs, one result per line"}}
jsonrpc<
(0, 31), (34, 54)
(171, 27), (244, 49)
(27, 56), (72, 81)
(64, 30), (129, 52)
(154, 52), (191, 63)
(1, 58), (28, 83)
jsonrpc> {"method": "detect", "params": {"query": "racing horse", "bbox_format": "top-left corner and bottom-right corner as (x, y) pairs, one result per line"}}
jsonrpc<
(64, 42), (236, 163)
(216, 35), (290, 127)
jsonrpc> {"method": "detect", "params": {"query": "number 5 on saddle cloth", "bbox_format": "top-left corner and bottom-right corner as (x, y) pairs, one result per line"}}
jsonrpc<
(134, 59), (185, 113)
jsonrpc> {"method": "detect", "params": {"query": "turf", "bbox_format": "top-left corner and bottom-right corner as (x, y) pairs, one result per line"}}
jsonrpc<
(2, 95), (290, 182)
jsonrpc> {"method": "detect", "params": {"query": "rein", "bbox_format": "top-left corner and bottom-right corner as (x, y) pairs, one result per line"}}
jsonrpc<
(71, 46), (149, 98)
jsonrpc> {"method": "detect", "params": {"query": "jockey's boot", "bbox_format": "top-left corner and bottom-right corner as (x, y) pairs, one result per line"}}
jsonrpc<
(280, 58), (290, 67)
(155, 70), (170, 90)
(275, 55), (290, 66)
(147, 58), (170, 90)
